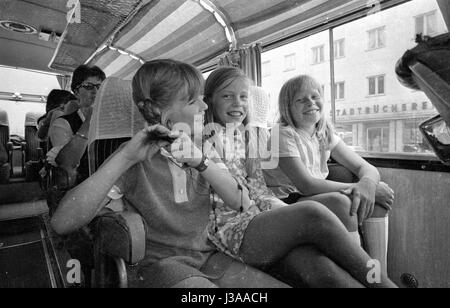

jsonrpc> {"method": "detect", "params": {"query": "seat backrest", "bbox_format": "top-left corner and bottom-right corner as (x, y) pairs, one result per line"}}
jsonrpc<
(248, 87), (277, 170)
(88, 77), (146, 175)
(24, 112), (44, 162)
(0, 110), (10, 159)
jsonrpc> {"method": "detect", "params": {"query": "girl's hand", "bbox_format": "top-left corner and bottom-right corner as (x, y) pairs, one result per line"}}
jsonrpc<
(121, 125), (172, 164)
(375, 182), (394, 211)
(341, 178), (377, 225)
(170, 132), (203, 168)
(81, 106), (93, 121)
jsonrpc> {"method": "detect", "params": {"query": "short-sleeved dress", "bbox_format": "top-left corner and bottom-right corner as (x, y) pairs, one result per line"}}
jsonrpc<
(206, 128), (285, 260)
(109, 141), (254, 287)
(264, 125), (341, 199)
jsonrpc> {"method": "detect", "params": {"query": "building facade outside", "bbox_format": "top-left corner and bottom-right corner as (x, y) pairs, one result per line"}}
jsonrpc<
(261, 0), (447, 154)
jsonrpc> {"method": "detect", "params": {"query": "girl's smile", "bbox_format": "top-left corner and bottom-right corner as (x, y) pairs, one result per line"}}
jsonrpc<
(290, 87), (323, 134)
(211, 78), (250, 126)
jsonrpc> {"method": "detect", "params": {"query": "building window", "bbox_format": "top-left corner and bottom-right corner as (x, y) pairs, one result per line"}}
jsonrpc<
(262, 61), (271, 77)
(367, 127), (390, 152)
(284, 54), (296, 71)
(403, 120), (431, 153)
(312, 45), (325, 64)
(334, 82), (345, 100)
(415, 11), (437, 36)
(334, 39), (345, 59)
(368, 27), (386, 50)
(368, 75), (385, 96)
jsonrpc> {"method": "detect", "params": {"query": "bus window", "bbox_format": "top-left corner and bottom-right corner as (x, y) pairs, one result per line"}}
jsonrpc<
(261, 0), (448, 156)
(0, 67), (60, 136)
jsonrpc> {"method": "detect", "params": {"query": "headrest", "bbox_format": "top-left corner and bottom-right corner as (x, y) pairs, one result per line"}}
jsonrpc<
(396, 33), (450, 90)
(249, 86), (271, 128)
(0, 110), (8, 126)
(88, 77), (146, 145)
(25, 112), (44, 127)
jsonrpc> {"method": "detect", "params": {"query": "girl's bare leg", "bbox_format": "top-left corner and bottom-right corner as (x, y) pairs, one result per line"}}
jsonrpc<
(240, 201), (396, 288)
(271, 245), (364, 288)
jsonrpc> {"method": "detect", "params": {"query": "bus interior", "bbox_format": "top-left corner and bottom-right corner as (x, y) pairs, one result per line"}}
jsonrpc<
(0, 0), (449, 288)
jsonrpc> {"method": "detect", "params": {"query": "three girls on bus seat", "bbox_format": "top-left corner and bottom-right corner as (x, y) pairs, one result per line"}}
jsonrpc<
(202, 67), (396, 288)
(263, 75), (395, 276)
(51, 59), (289, 288)
(37, 89), (76, 141)
(47, 65), (105, 194)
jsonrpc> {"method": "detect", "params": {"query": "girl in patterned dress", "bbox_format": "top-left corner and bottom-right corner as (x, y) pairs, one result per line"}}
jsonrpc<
(203, 67), (397, 288)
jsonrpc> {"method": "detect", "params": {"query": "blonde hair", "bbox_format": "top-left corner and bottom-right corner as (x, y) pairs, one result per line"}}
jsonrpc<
(132, 59), (204, 125)
(278, 75), (334, 148)
(204, 67), (252, 127)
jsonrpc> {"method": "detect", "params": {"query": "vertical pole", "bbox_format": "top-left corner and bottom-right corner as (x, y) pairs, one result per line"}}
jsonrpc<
(329, 28), (336, 125)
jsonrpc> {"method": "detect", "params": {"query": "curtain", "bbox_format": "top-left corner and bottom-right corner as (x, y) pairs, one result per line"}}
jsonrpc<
(57, 75), (72, 91)
(219, 43), (262, 86)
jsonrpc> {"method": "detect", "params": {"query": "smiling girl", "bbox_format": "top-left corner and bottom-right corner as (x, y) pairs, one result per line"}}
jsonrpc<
(264, 75), (395, 276)
(203, 67), (396, 288)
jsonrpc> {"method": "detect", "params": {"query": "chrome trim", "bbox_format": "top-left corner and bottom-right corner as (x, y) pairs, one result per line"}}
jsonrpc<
(40, 229), (58, 288)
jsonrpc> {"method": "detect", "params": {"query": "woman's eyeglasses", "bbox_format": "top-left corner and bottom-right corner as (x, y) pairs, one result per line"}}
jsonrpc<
(78, 83), (102, 91)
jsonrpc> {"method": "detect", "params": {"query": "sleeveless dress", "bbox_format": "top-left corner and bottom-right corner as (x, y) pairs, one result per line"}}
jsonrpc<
(206, 128), (284, 260)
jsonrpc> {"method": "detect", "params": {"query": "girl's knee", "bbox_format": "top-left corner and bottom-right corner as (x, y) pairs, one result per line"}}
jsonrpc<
(291, 201), (337, 226)
(325, 193), (357, 231)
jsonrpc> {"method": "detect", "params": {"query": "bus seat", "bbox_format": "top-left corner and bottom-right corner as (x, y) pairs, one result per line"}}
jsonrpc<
(87, 77), (146, 287)
(24, 112), (45, 180)
(0, 110), (13, 182)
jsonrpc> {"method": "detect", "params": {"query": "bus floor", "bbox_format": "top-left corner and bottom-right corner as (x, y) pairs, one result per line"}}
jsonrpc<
(0, 215), (65, 288)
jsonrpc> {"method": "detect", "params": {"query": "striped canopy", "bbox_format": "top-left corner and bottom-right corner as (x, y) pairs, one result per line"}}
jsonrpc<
(49, 0), (401, 79)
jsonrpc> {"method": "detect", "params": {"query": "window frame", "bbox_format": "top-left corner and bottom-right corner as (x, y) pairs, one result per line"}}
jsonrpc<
(334, 38), (345, 59)
(367, 126), (390, 153)
(283, 53), (296, 72)
(414, 10), (438, 37)
(367, 26), (386, 51)
(334, 81), (345, 100)
(367, 75), (386, 96)
(311, 45), (325, 65)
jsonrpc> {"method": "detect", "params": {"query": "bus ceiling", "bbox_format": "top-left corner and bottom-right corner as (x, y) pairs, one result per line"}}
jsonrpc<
(3, 0), (443, 79)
